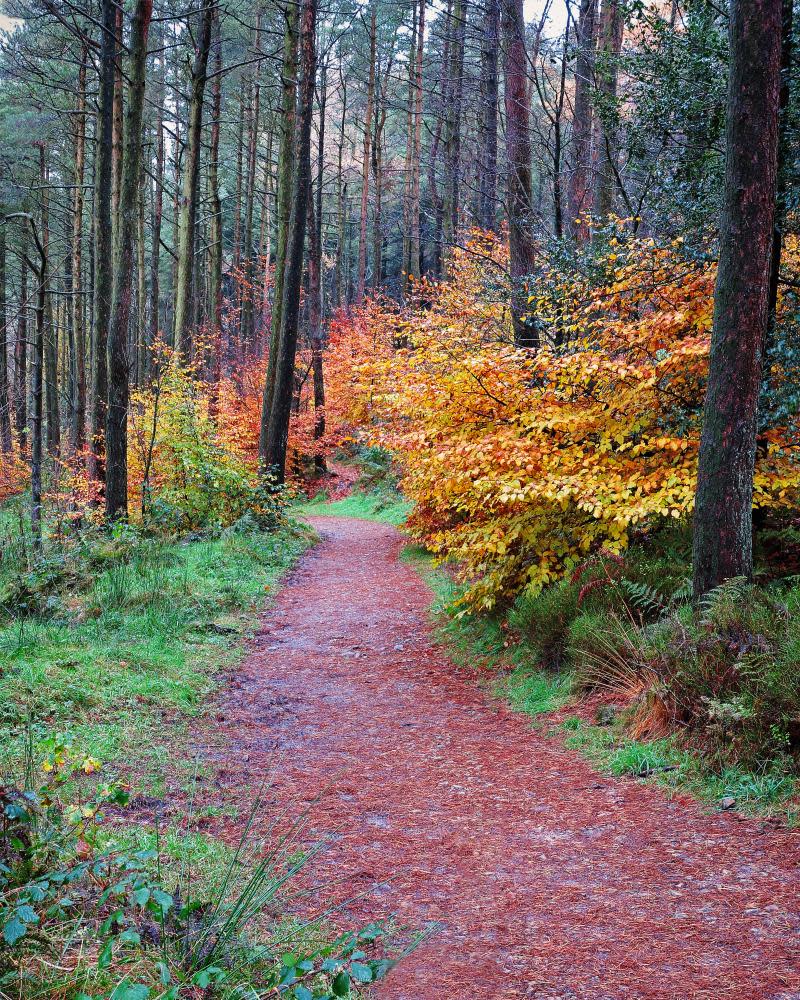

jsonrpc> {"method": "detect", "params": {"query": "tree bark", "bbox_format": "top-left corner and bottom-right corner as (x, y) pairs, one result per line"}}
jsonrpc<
(593, 0), (623, 219)
(692, 0), (782, 596)
(260, 0), (316, 482)
(502, 0), (538, 346)
(149, 21), (165, 352)
(568, 0), (596, 241)
(766, 0), (793, 337)
(307, 179), (326, 474)
(106, 0), (152, 521)
(401, 0), (425, 293)
(477, 0), (500, 231)
(72, 51), (87, 452)
(0, 223), (10, 454)
(90, 0), (117, 490)
(40, 144), (59, 460)
(356, 7), (377, 304)
(240, 15), (263, 351)
(208, 11), (223, 377)
(443, 0), (465, 259)
(174, 0), (214, 357)
(15, 229), (28, 454)
(264, 1), (299, 422)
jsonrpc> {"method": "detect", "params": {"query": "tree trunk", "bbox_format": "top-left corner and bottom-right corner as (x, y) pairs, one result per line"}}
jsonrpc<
(90, 0), (116, 490)
(40, 145), (59, 460)
(502, 0), (538, 346)
(149, 22), (165, 352)
(401, 0), (425, 293)
(335, 66), (348, 308)
(356, 7), (377, 304)
(568, 0), (596, 241)
(371, 54), (390, 289)
(552, 21), (570, 239)
(593, 0), (623, 219)
(15, 230), (27, 454)
(208, 11), (223, 377)
(766, 0), (793, 335)
(307, 180), (326, 474)
(263, 1), (298, 422)
(477, 0), (500, 230)
(240, 15), (263, 351)
(31, 237), (46, 549)
(0, 223), (10, 454)
(443, 0), (465, 258)
(111, 2), (124, 260)
(72, 52), (87, 452)
(106, 0), (152, 521)
(692, 0), (781, 596)
(260, 0), (316, 482)
(174, 0), (214, 357)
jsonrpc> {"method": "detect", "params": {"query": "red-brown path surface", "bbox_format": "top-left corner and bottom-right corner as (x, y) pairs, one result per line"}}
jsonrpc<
(214, 516), (800, 999)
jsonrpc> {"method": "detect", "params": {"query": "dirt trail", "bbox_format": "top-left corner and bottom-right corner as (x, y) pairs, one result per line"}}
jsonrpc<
(214, 517), (800, 999)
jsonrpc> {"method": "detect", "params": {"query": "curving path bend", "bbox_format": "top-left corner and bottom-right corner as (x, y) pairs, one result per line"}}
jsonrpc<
(213, 516), (800, 1000)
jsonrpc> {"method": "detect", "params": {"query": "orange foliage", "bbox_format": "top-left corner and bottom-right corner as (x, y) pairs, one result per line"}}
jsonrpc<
(324, 229), (800, 607)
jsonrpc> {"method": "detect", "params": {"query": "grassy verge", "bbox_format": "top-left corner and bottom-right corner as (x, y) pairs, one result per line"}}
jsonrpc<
(558, 716), (797, 817)
(403, 543), (800, 825)
(0, 512), (410, 997)
(293, 489), (411, 526)
(0, 519), (312, 787)
(401, 546), (569, 718)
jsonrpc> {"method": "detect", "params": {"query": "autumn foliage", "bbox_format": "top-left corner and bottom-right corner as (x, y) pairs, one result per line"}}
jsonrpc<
(325, 229), (800, 607)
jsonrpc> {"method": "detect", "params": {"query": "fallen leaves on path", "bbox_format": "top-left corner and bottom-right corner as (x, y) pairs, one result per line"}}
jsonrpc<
(209, 517), (800, 1000)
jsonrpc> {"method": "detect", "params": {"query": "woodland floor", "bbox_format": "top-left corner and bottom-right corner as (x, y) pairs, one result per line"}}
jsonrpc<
(205, 516), (800, 1000)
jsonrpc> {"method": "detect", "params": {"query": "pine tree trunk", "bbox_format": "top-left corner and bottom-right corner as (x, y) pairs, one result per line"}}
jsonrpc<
(260, 0), (316, 482)
(307, 180), (326, 474)
(502, 0), (538, 346)
(356, 8), (377, 304)
(593, 0), (623, 219)
(240, 16), (263, 351)
(443, 0), (465, 259)
(568, 0), (596, 241)
(39, 145), (60, 460)
(174, 0), (214, 357)
(0, 224), (10, 454)
(335, 67), (347, 308)
(72, 52), (87, 452)
(15, 229), (28, 454)
(263, 2), (298, 421)
(111, 3), (124, 260)
(149, 22), (165, 351)
(766, 0), (793, 336)
(692, 0), (781, 596)
(90, 0), (116, 490)
(402, 0), (425, 293)
(208, 12), (223, 380)
(106, 0), (152, 521)
(477, 0), (500, 231)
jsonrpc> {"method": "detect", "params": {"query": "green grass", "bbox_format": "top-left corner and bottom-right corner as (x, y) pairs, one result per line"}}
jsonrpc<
(293, 488), (412, 525)
(402, 545), (569, 717)
(401, 536), (799, 821)
(0, 521), (313, 793)
(561, 717), (799, 821)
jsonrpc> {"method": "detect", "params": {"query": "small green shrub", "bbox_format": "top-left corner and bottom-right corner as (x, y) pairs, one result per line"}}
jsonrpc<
(605, 738), (680, 778)
(1, 736), (404, 999)
(507, 580), (579, 669)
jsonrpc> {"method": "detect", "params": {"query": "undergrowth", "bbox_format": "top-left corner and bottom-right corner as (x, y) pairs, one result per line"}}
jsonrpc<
(293, 447), (412, 526)
(0, 501), (412, 996)
(405, 519), (800, 822)
(0, 514), (312, 785)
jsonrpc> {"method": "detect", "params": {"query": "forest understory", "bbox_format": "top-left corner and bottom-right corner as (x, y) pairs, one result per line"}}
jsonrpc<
(2, 0), (800, 995)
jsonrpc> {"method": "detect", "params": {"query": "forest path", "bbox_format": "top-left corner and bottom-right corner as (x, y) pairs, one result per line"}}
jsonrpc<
(215, 516), (800, 1000)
